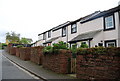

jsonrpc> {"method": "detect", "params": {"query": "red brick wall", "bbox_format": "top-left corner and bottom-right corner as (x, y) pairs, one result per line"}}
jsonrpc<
(16, 48), (20, 57)
(42, 49), (71, 74)
(19, 47), (31, 61)
(30, 46), (44, 65)
(10, 47), (16, 55)
(76, 47), (120, 80)
(6, 43), (12, 53)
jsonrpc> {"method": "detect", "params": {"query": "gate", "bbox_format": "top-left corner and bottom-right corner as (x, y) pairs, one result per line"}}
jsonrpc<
(71, 58), (76, 73)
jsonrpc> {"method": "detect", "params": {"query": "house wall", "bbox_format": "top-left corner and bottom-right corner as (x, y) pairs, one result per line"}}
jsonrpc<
(37, 8), (120, 47)
(103, 12), (119, 47)
(45, 30), (52, 41)
(78, 17), (103, 34)
(38, 34), (43, 40)
(118, 11), (120, 47)
(52, 29), (61, 38)
(91, 31), (104, 47)
(68, 23), (79, 41)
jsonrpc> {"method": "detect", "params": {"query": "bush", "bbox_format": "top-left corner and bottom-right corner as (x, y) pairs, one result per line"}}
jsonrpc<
(53, 41), (68, 49)
(43, 41), (68, 54)
(79, 42), (88, 48)
(71, 44), (77, 58)
(16, 45), (24, 48)
(43, 46), (53, 54)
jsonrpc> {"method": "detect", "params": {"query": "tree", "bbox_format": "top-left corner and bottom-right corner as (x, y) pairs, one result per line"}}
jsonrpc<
(6, 31), (20, 44)
(19, 38), (33, 44)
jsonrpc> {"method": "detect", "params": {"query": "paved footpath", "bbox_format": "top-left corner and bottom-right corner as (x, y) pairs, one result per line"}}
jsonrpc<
(2, 50), (77, 80)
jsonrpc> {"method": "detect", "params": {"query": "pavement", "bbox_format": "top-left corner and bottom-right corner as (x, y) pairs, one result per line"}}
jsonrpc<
(2, 50), (77, 80)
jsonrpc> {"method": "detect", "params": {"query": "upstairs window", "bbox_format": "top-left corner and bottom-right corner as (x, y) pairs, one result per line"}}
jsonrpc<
(71, 23), (77, 34)
(48, 31), (51, 38)
(104, 14), (115, 30)
(43, 33), (46, 40)
(62, 27), (66, 37)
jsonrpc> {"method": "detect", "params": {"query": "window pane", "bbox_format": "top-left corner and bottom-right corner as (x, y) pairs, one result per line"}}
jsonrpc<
(62, 27), (66, 36)
(105, 15), (114, 29)
(71, 23), (77, 33)
(107, 42), (115, 47)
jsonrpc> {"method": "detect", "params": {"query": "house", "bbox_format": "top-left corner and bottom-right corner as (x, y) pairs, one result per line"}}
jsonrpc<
(38, 5), (120, 48)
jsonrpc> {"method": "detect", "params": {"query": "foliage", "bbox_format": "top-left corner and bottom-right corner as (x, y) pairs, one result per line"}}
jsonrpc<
(6, 31), (20, 44)
(43, 46), (53, 54)
(43, 41), (68, 54)
(76, 47), (118, 55)
(77, 48), (89, 55)
(0, 43), (7, 49)
(16, 45), (24, 48)
(19, 38), (33, 44)
(79, 42), (88, 48)
(53, 41), (68, 49)
(71, 44), (77, 58)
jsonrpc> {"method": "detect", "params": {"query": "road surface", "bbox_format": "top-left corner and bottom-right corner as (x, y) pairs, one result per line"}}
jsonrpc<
(0, 50), (43, 81)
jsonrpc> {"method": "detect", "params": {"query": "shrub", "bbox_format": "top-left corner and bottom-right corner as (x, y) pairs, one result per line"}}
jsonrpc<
(53, 41), (68, 49)
(71, 44), (77, 58)
(16, 45), (24, 48)
(43, 46), (53, 54)
(43, 41), (68, 54)
(79, 42), (88, 48)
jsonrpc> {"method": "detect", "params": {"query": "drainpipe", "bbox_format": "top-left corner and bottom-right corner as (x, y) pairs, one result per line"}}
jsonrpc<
(66, 26), (68, 46)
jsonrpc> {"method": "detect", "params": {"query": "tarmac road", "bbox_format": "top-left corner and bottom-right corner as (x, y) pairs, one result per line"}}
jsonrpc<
(0, 50), (42, 81)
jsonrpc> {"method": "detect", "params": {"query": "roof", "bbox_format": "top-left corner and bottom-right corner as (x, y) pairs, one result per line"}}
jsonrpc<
(38, 5), (120, 36)
(52, 21), (71, 31)
(38, 29), (52, 36)
(80, 5), (120, 23)
(69, 30), (102, 43)
(43, 36), (60, 44)
(38, 21), (71, 36)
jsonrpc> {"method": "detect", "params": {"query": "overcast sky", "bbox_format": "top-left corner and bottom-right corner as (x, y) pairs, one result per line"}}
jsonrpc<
(0, 0), (120, 43)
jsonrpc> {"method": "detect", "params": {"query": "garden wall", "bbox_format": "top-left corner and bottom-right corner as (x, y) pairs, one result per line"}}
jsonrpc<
(76, 47), (120, 80)
(6, 43), (12, 53)
(16, 48), (20, 57)
(10, 47), (16, 55)
(42, 50), (72, 74)
(30, 46), (44, 65)
(19, 47), (31, 61)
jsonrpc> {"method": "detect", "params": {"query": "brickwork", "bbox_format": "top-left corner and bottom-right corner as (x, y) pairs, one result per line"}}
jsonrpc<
(76, 47), (120, 80)
(30, 46), (44, 65)
(16, 48), (20, 57)
(19, 47), (31, 61)
(10, 47), (16, 55)
(42, 50), (72, 74)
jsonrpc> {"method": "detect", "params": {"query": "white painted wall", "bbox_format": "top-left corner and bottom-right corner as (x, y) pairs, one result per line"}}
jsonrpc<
(103, 13), (119, 46)
(68, 23), (79, 41)
(78, 17), (103, 34)
(91, 31), (104, 47)
(52, 29), (61, 38)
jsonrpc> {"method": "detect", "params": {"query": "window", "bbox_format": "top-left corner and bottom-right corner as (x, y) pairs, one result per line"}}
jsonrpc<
(48, 31), (51, 38)
(71, 23), (77, 33)
(62, 27), (66, 37)
(105, 40), (116, 47)
(104, 14), (115, 30)
(43, 33), (46, 40)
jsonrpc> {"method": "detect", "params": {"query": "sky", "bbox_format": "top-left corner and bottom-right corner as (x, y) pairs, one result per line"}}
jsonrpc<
(0, 0), (120, 43)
